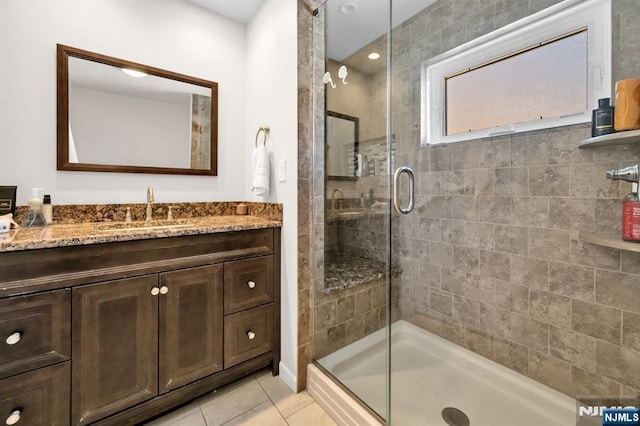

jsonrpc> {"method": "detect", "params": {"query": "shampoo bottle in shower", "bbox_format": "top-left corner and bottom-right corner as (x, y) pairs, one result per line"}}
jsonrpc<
(592, 98), (615, 137)
(606, 164), (640, 242)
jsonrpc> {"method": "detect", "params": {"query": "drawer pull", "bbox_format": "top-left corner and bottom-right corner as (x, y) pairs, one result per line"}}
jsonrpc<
(5, 332), (21, 346)
(247, 331), (256, 340)
(6, 410), (21, 425)
(160, 286), (169, 295)
(247, 280), (256, 289)
(151, 287), (160, 296)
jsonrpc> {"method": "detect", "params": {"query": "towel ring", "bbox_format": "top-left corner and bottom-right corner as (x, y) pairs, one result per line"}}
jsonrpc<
(255, 126), (270, 147)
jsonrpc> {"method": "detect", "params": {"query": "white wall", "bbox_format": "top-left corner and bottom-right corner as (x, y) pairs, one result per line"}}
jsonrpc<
(246, 0), (298, 391)
(0, 0), (246, 205)
(0, 0), (300, 391)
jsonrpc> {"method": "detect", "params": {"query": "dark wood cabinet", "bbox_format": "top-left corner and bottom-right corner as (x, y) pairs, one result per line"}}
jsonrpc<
(0, 362), (70, 426)
(159, 264), (224, 393)
(71, 275), (159, 425)
(0, 228), (280, 426)
(0, 290), (70, 380)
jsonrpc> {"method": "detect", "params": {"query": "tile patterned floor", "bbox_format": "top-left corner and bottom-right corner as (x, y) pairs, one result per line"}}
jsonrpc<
(145, 369), (337, 426)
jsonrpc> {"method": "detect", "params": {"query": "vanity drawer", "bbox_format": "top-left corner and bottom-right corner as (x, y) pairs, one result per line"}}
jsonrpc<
(224, 304), (274, 368)
(0, 362), (70, 426)
(224, 256), (273, 314)
(0, 290), (70, 379)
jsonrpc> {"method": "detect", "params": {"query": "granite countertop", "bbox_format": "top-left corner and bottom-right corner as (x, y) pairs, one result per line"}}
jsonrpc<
(0, 215), (282, 252)
(323, 255), (401, 294)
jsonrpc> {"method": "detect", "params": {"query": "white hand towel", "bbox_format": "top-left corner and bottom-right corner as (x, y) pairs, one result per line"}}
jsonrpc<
(252, 144), (270, 196)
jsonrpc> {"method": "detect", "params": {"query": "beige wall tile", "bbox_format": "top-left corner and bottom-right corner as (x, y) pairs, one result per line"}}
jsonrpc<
(571, 299), (621, 344)
(510, 255), (548, 289)
(548, 261), (594, 301)
(529, 351), (572, 394)
(528, 228), (570, 262)
(596, 341), (640, 388)
(510, 314), (549, 353)
(495, 224), (528, 255)
(622, 311), (640, 352)
(571, 366), (621, 397)
(529, 289), (571, 328)
(550, 327), (596, 372)
(479, 250), (510, 280)
(529, 165), (570, 197)
(493, 337), (528, 375)
(596, 270), (640, 313)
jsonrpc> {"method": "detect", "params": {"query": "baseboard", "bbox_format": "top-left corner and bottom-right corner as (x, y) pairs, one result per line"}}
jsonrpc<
(307, 364), (382, 426)
(278, 360), (297, 392)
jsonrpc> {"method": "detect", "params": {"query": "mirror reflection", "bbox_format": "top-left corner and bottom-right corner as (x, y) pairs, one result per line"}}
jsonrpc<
(326, 111), (358, 178)
(57, 44), (218, 175)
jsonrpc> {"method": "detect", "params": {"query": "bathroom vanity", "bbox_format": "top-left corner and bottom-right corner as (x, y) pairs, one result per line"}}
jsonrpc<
(0, 216), (281, 425)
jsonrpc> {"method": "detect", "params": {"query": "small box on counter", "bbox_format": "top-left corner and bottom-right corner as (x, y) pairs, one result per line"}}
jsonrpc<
(0, 186), (17, 216)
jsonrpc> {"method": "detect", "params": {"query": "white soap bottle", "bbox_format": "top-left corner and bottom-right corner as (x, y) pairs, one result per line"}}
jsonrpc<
(23, 188), (47, 228)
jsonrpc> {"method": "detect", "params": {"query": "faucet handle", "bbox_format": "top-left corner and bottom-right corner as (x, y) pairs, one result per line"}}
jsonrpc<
(147, 186), (154, 203)
(167, 206), (174, 220)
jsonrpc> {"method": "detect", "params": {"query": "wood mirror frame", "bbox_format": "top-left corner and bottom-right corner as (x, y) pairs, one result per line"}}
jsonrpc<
(56, 44), (218, 175)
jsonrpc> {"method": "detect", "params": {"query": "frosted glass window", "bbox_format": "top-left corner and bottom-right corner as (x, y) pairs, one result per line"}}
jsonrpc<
(446, 30), (587, 136)
(421, 0), (611, 145)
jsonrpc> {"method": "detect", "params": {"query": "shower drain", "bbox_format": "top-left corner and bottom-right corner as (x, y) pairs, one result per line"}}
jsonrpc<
(441, 407), (470, 426)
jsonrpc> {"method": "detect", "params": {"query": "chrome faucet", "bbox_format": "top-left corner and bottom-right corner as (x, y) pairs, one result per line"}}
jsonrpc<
(145, 186), (154, 222)
(331, 188), (345, 210)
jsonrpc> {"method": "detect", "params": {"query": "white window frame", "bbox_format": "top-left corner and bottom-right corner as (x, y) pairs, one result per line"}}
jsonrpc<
(421, 0), (611, 146)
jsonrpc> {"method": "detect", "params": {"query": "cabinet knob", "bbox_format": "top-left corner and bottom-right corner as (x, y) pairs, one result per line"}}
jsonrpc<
(247, 331), (256, 340)
(5, 332), (21, 346)
(160, 286), (169, 295)
(151, 287), (160, 296)
(247, 280), (256, 289)
(6, 409), (21, 425)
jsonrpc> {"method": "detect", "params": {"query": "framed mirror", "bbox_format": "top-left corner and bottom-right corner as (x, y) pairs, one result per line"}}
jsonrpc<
(57, 44), (218, 175)
(326, 111), (359, 179)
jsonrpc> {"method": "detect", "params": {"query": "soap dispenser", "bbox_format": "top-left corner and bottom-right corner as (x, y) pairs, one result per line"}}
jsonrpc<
(606, 164), (640, 242)
(23, 188), (47, 228)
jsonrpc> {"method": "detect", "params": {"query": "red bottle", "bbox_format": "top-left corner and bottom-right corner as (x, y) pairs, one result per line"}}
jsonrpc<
(622, 192), (640, 242)
(607, 164), (640, 243)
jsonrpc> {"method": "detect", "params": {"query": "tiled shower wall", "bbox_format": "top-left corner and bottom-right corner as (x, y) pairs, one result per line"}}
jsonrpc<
(388, 0), (640, 397)
(304, 0), (640, 398)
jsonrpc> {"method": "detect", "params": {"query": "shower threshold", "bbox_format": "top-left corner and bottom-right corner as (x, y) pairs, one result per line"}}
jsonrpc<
(314, 320), (575, 426)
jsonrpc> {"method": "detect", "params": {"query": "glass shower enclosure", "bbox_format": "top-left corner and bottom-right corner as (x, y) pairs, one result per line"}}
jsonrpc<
(311, 0), (632, 425)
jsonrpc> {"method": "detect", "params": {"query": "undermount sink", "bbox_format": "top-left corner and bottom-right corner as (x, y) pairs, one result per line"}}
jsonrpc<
(96, 219), (194, 232)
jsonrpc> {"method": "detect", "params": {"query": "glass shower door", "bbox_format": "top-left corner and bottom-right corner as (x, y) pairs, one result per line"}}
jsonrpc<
(313, 0), (395, 421)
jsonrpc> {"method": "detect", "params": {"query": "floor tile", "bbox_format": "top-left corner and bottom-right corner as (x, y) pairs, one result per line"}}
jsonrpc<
(255, 369), (315, 418)
(286, 402), (338, 426)
(221, 400), (288, 426)
(144, 402), (206, 426)
(199, 375), (269, 426)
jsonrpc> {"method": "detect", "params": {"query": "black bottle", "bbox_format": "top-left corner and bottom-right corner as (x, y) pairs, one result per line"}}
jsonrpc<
(591, 98), (615, 137)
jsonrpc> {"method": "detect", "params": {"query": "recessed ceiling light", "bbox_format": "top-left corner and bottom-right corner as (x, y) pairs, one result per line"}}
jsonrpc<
(122, 68), (148, 78)
(339, 2), (357, 15)
(368, 52), (380, 60)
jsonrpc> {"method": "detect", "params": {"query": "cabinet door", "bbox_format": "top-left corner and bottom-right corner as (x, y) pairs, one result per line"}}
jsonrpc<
(159, 264), (224, 393)
(72, 275), (158, 426)
(0, 362), (70, 426)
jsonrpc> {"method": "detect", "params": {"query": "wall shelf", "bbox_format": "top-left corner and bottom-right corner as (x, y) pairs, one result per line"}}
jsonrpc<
(579, 231), (640, 252)
(579, 129), (640, 149)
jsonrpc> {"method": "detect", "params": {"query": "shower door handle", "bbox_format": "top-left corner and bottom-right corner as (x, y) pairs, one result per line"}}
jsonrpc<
(393, 166), (415, 214)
